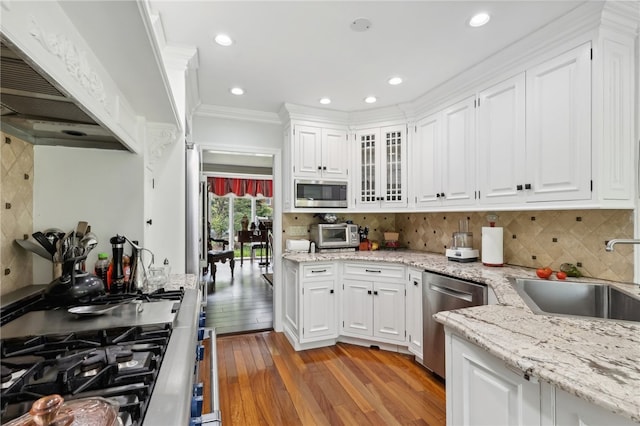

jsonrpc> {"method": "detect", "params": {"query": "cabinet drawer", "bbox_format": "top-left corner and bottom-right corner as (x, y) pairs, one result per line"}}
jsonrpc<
(302, 263), (335, 278)
(343, 263), (405, 280)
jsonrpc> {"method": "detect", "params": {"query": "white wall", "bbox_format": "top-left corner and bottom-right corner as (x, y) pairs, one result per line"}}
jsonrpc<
(193, 116), (283, 150)
(145, 139), (186, 274)
(33, 146), (144, 283)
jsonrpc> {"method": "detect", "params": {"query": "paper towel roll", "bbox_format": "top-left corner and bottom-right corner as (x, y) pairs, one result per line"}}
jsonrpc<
(482, 227), (503, 266)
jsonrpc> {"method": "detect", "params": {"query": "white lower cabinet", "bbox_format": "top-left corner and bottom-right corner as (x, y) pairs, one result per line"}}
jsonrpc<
(447, 330), (636, 426)
(406, 268), (423, 359)
(283, 260), (338, 349)
(301, 264), (337, 341)
(448, 333), (541, 426)
(342, 263), (406, 344)
(283, 259), (299, 336)
(554, 388), (638, 426)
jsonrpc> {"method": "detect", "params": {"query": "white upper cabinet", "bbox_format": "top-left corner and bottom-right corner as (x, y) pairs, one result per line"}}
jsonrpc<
(478, 44), (592, 206)
(354, 124), (408, 209)
(442, 97), (476, 205)
(413, 96), (476, 208)
(414, 113), (441, 206)
(293, 125), (349, 180)
(477, 73), (527, 205)
(322, 128), (350, 179)
(525, 43), (592, 202)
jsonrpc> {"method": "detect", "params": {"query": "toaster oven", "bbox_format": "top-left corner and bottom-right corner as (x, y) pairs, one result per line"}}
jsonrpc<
(309, 223), (359, 249)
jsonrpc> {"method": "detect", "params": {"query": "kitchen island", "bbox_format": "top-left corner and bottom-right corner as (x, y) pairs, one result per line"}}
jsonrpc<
(283, 250), (640, 423)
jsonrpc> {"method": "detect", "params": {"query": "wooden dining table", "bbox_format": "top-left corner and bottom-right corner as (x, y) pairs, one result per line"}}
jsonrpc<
(237, 230), (269, 267)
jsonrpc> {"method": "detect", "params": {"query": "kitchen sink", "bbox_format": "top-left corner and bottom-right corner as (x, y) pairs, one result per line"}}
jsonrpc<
(511, 278), (640, 323)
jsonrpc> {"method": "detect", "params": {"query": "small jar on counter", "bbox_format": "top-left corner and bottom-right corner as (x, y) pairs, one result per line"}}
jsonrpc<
(94, 253), (110, 287)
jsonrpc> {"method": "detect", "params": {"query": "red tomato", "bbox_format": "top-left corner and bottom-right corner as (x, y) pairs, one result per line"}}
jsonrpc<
(536, 267), (553, 279)
(556, 271), (567, 280)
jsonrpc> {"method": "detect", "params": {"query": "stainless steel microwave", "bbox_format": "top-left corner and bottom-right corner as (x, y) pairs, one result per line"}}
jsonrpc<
(295, 179), (348, 208)
(310, 223), (359, 249)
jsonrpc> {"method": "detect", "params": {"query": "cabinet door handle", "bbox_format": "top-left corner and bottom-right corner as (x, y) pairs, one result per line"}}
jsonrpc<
(310, 269), (327, 273)
(373, 291), (379, 296)
(524, 183), (532, 190)
(368, 290), (372, 295)
(440, 192), (445, 198)
(413, 280), (419, 286)
(365, 269), (382, 273)
(516, 184), (523, 191)
(317, 166), (322, 170)
(323, 166), (327, 171)
(330, 289), (334, 294)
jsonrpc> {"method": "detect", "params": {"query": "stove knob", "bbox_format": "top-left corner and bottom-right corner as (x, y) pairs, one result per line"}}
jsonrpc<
(191, 395), (203, 417)
(196, 344), (205, 361)
(198, 327), (205, 341)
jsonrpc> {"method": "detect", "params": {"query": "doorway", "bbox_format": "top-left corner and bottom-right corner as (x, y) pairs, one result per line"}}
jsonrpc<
(201, 149), (277, 335)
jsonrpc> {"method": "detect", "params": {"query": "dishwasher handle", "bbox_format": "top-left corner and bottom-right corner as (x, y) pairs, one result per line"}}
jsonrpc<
(429, 283), (473, 303)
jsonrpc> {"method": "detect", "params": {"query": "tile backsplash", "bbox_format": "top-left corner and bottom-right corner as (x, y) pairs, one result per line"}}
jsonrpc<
(284, 209), (634, 282)
(1, 132), (34, 295)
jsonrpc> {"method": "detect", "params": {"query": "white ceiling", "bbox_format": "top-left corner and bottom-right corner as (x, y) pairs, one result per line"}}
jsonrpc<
(148, 0), (586, 114)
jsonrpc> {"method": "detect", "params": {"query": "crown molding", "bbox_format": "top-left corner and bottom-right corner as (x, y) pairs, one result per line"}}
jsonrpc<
(348, 104), (413, 127)
(279, 103), (349, 126)
(600, 1), (640, 36)
(196, 104), (282, 125)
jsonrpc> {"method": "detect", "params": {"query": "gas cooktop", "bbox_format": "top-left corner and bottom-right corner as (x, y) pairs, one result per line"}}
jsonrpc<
(0, 325), (173, 425)
(0, 289), (187, 425)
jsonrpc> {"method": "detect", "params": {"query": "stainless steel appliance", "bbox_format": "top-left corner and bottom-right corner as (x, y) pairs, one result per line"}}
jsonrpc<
(422, 272), (487, 378)
(309, 223), (359, 249)
(0, 286), (218, 425)
(295, 179), (348, 208)
(185, 144), (208, 276)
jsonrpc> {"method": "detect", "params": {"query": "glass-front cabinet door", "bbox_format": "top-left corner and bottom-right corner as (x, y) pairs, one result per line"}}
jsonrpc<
(355, 125), (407, 209)
(357, 129), (379, 206)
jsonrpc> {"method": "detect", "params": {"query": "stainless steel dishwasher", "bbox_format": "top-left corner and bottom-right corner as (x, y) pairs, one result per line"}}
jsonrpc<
(421, 271), (487, 379)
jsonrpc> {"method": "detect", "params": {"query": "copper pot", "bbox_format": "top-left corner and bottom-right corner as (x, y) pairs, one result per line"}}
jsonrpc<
(5, 394), (120, 426)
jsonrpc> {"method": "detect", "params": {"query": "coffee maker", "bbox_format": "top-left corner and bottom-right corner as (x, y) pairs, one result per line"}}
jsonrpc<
(445, 219), (479, 262)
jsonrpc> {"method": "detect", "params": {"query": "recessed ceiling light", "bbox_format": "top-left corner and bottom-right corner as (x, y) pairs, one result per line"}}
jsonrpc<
(230, 87), (244, 96)
(319, 97), (331, 105)
(214, 34), (233, 46)
(469, 12), (490, 27)
(364, 96), (377, 104)
(388, 76), (403, 86)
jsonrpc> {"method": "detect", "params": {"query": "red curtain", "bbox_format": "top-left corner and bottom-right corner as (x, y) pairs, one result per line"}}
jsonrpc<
(208, 177), (273, 197)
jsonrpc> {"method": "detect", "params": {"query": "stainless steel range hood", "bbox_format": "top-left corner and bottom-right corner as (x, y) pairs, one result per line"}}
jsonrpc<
(0, 40), (127, 150)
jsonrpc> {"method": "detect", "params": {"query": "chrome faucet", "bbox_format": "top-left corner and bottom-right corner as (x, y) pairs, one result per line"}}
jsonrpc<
(605, 239), (640, 252)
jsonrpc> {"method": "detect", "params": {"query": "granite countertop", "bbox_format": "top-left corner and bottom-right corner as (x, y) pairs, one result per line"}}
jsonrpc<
(283, 250), (640, 422)
(165, 274), (198, 291)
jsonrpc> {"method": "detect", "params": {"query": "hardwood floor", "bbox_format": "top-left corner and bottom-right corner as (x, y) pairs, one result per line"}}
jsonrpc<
(217, 331), (446, 425)
(204, 259), (273, 335)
